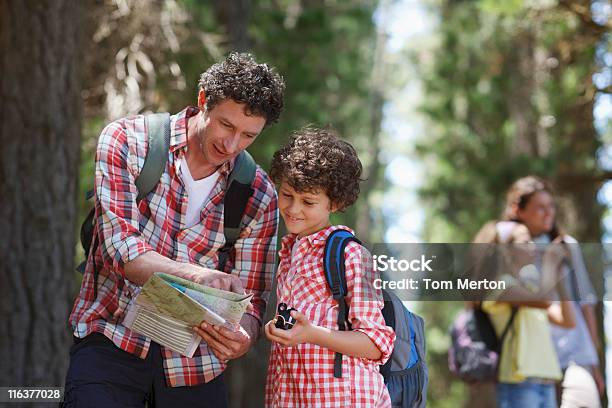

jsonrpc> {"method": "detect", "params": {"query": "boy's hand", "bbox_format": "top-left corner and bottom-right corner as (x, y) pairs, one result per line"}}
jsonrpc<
(264, 310), (314, 347)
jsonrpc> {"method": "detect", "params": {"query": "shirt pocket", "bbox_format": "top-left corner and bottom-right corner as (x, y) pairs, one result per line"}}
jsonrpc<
(291, 268), (332, 305)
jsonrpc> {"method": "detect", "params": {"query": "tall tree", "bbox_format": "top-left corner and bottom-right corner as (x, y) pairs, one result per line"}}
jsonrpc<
(0, 0), (85, 391)
(213, 0), (252, 52)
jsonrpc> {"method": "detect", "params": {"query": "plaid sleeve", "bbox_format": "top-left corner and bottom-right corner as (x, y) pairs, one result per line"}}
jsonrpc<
(232, 170), (278, 324)
(344, 242), (396, 365)
(94, 119), (153, 278)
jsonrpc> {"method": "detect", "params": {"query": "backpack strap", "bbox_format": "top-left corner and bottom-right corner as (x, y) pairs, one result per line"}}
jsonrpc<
(217, 150), (257, 271)
(498, 306), (518, 352)
(380, 289), (396, 379)
(474, 302), (518, 353)
(136, 113), (171, 201)
(323, 229), (362, 378)
(79, 113), (171, 299)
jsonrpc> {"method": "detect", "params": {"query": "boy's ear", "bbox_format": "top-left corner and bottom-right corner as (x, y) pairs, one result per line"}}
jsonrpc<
(329, 201), (341, 213)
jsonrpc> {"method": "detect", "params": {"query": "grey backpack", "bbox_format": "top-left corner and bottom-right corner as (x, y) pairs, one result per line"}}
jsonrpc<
(380, 289), (428, 407)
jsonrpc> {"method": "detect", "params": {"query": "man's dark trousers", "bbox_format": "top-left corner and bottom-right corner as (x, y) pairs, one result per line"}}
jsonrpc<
(61, 333), (229, 407)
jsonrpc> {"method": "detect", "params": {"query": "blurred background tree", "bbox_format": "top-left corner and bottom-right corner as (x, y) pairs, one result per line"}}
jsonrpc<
(417, 0), (610, 243)
(413, 0), (610, 406)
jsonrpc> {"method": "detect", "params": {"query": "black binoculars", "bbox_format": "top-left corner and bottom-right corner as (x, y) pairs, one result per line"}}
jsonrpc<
(274, 303), (297, 330)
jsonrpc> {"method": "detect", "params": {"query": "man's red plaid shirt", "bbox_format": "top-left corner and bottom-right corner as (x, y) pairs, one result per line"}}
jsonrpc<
(69, 107), (278, 387)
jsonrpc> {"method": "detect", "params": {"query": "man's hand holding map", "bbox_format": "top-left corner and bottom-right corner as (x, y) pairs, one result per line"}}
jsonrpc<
(123, 273), (253, 357)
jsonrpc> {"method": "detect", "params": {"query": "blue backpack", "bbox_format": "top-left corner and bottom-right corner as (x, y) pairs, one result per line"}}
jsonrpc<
(323, 229), (428, 407)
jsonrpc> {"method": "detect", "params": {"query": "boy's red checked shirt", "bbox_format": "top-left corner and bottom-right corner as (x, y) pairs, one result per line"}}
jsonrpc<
(265, 226), (395, 407)
(68, 107), (278, 387)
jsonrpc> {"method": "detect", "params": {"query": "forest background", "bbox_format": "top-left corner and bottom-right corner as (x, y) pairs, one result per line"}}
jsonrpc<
(1, 0), (610, 407)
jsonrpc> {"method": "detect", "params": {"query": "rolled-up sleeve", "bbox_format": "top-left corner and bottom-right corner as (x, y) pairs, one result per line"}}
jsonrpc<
(232, 171), (279, 324)
(94, 120), (153, 277)
(344, 242), (396, 365)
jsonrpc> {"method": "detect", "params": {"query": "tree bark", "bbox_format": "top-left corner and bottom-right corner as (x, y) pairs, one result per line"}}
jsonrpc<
(213, 0), (252, 52)
(0, 0), (84, 394)
(505, 28), (541, 158)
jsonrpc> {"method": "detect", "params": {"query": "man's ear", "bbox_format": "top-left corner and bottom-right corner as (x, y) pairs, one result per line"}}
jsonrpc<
(197, 89), (206, 110)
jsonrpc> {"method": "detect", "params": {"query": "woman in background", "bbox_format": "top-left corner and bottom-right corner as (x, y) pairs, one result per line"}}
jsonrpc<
(502, 176), (603, 408)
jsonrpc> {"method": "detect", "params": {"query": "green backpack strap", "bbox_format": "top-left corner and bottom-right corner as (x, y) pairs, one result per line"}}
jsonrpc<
(136, 112), (171, 201)
(82, 113), (171, 299)
(217, 150), (257, 271)
(78, 113), (171, 272)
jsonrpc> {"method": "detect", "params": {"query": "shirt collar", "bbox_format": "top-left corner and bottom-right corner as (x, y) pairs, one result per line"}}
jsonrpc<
(279, 225), (354, 258)
(169, 106), (195, 152)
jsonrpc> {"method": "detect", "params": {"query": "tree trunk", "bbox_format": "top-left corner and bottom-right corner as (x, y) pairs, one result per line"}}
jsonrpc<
(213, 0), (252, 52)
(0, 0), (84, 394)
(505, 28), (541, 158)
(355, 0), (387, 243)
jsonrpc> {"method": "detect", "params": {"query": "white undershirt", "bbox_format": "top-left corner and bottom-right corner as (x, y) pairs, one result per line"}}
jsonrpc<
(180, 157), (219, 228)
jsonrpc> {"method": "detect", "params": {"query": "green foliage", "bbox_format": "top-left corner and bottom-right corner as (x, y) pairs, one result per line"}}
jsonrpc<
(415, 301), (467, 407)
(246, 2), (378, 166)
(416, 0), (607, 242)
(412, 1), (609, 406)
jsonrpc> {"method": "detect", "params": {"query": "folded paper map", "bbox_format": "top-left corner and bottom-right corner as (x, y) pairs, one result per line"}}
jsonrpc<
(123, 273), (253, 358)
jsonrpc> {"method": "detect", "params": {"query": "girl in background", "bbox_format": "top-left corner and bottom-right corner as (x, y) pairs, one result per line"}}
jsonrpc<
(479, 220), (575, 408)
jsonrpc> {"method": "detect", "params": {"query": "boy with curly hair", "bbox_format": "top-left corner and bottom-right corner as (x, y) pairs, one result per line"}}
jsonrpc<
(265, 127), (395, 407)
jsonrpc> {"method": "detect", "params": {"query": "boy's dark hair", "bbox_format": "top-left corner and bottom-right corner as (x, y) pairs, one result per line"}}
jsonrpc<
(270, 127), (363, 210)
(198, 53), (285, 127)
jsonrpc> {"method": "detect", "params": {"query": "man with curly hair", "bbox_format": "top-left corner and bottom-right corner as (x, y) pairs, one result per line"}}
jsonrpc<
(62, 53), (285, 407)
(264, 127), (395, 407)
